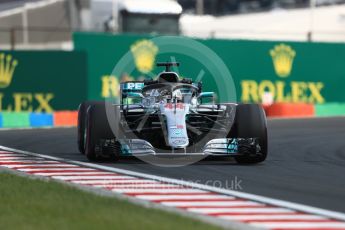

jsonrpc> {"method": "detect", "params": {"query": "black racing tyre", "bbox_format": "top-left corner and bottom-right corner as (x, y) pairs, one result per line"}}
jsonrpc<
(77, 101), (104, 154)
(234, 104), (268, 164)
(84, 103), (121, 162)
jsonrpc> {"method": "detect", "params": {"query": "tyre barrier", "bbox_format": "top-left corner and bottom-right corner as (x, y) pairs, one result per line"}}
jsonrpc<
(0, 111), (77, 128)
(264, 103), (315, 118)
(264, 103), (345, 118)
(0, 103), (344, 128)
(53, 111), (78, 126)
(315, 103), (345, 117)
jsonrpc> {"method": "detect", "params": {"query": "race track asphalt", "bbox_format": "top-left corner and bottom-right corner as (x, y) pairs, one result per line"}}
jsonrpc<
(0, 117), (345, 213)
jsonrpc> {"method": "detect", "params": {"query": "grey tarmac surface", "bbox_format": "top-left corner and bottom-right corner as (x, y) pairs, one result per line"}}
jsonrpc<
(1, 117), (345, 213)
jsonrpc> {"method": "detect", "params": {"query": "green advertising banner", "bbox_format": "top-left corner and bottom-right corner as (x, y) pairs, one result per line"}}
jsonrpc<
(0, 51), (87, 112)
(74, 32), (345, 103)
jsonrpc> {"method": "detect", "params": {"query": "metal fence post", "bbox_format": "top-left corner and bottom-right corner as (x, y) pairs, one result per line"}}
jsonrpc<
(10, 28), (15, 50)
(196, 0), (204, 15)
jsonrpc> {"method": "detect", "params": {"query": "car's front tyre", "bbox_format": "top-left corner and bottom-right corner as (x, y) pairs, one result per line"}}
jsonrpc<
(77, 101), (104, 154)
(233, 104), (268, 164)
(84, 103), (121, 161)
(84, 103), (120, 162)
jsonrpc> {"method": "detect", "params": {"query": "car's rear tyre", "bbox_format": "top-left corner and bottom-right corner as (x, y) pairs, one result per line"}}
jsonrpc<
(84, 103), (121, 162)
(233, 104), (268, 164)
(77, 101), (104, 154)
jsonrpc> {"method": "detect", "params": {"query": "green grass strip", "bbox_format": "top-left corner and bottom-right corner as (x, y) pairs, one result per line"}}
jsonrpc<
(1, 112), (30, 128)
(0, 173), (222, 230)
(315, 103), (345, 117)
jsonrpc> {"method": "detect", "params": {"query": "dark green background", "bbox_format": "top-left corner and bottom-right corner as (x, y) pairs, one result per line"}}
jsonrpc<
(3, 34), (343, 112)
(74, 32), (345, 103)
(0, 51), (87, 111)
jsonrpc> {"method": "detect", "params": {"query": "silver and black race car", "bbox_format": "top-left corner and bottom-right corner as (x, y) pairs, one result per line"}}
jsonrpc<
(78, 62), (268, 164)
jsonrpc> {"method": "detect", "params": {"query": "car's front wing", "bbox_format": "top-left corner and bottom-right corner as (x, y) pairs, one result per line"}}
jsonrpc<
(118, 138), (261, 156)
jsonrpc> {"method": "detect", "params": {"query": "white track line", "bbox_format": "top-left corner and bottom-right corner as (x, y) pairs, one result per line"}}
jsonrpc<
(87, 180), (159, 188)
(1, 144), (345, 223)
(72, 180), (166, 185)
(188, 207), (295, 214)
(18, 168), (95, 172)
(0, 160), (59, 164)
(52, 175), (134, 180)
(3, 164), (78, 168)
(90, 184), (182, 189)
(33, 172), (120, 176)
(251, 222), (345, 229)
(70, 179), (160, 184)
(161, 201), (262, 207)
(219, 214), (328, 221)
(112, 188), (210, 194)
(135, 194), (236, 201)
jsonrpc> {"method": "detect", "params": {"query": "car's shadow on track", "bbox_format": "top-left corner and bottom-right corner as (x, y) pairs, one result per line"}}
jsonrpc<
(93, 155), (264, 166)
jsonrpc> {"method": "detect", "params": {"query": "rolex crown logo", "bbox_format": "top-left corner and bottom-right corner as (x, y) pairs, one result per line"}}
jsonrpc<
(0, 53), (18, 88)
(130, 40), (158, 73)
(270, 44), (296, 78)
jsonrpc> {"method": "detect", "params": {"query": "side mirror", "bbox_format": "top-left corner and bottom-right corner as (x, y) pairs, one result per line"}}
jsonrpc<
(198, 92), (216, 104)
(198, 92), (214, 98)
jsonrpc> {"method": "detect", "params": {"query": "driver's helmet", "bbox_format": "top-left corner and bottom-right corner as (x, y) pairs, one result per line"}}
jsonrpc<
(172, 89), (183, 101)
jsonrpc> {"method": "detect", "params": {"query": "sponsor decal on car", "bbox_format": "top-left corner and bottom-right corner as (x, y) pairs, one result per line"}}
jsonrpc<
(121, 82), (144, 90)
(172, 139), (187, 146)
(171, 128), (183, 137)
(164, 103), (185, 110)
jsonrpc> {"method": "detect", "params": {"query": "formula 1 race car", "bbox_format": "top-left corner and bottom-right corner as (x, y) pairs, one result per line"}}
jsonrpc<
(78, 62), (267, 164)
